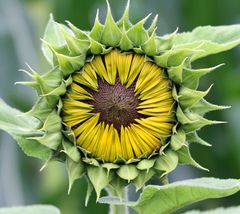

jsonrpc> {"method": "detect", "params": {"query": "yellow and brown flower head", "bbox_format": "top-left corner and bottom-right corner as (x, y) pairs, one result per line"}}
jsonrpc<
(17, 0), (232, 201)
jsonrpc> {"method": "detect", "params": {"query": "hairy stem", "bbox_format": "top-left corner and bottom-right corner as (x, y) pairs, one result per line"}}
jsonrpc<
(106, 186), (129, 214)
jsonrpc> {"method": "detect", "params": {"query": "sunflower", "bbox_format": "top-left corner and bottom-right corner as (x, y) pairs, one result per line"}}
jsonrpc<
(8, 0), (232, 202)
(62, 50), (174, 162)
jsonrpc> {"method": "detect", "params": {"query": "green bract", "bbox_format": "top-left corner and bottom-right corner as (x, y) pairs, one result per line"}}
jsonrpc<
(1, 0), (240, 204)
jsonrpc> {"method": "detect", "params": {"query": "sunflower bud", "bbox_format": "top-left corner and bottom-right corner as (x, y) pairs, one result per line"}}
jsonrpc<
(2, 0), (240, 204)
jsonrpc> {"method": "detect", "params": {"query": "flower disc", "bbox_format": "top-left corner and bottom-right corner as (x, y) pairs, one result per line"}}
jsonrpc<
(62, 50), (174, 162)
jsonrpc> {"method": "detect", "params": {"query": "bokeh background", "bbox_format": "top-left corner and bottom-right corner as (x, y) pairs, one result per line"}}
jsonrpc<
(0, 0), (240, 213)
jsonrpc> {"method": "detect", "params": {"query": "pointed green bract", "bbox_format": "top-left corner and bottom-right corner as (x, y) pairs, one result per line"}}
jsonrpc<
(133, 169), (155, 191)
(170, 129), (186, 151)
(177, 145), (208, 171)
(101, 1), (122, 47)
(42, 14), (66, 65)
(117, 165), (139, 183)
(67, 157), (85, 194)
(87, 166), (113, 200)
(127, 15), (150, 46)
(90, 9), (104, 42)
(179, 85), (212, 109)
(154, 150), (178, 176)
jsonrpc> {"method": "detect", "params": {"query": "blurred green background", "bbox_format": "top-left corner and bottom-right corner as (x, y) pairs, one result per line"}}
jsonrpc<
(0, 0), (240, 213)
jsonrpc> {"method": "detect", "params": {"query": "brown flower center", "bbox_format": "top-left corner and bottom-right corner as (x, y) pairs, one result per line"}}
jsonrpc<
(86, 77), (142, 131)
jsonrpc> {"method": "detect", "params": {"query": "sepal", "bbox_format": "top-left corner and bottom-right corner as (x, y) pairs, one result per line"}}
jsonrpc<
(133, 169), (155, 191)
(42, 14), (66, 65)
(89, 9), (104, 42)
(190, 99), (230, 116)
(101, 0), (122, 47)
(177, 145), (208, 171)
(117, 0), (131, 30)
(170, 128), (186, 151)
(182, 64), (224, 89)
(126, 14), (150, 46)
(62, 139), (81, 162)
(154, 149), (178, 176)
(66, 157), (85, 194)
(117, 165), (139, 183)
(178, 85), (213, 109)
(60, 25), (90, 55)
(142, 29), (157, 56)
(87, 166), (113, 200)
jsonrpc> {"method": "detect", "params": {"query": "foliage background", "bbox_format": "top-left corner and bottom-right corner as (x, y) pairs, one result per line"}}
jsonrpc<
(0, 0), (239, 213)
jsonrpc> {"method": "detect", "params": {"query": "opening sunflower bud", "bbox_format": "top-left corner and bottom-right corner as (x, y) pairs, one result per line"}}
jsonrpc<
(2, 0), (239, 207)
(62, 50), (174, 162)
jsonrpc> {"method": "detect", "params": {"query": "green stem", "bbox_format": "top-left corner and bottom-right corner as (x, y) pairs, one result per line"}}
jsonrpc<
(110, 203), (127, 214)
(106, 186), (128, 214)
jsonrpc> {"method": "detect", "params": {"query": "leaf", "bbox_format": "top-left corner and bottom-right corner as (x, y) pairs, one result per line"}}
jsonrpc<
(173, 25), (240, 61)
(132, 178), (240, 214)
(42, 14), (66, 65)
(99, 178), (240, 214)
(0, 98), (52, 160)
(184, 205), (240, 214)
(0, 205), (60, 214)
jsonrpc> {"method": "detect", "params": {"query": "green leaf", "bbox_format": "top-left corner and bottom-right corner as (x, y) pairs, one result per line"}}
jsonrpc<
(0, 98), (52, 160)
(184, 205), (240, 214)
(100, 178), (240, 214)
(132, 178), (240, 214)
(42, 14), (66, 65)
(0, 205), (60, 214)
(167, 59), (186, 85)
(173, 25), (240, 61)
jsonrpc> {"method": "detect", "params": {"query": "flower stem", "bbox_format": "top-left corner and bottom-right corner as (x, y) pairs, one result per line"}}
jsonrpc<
(107, 186), (129, 214)
(110, 203), (128, 214)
